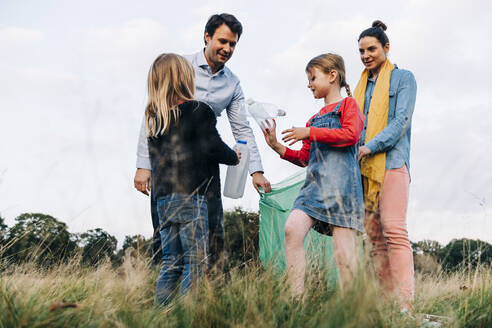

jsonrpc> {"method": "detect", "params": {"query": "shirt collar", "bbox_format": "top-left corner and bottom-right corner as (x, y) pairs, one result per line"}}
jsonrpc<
(196, 49), (209, 68)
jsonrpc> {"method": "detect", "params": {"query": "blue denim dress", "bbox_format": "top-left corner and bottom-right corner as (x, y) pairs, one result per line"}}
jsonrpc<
(292, 101), (365, 235)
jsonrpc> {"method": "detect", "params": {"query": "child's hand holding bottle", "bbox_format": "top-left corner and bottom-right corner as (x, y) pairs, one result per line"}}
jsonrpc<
(263, 119), (286, 156)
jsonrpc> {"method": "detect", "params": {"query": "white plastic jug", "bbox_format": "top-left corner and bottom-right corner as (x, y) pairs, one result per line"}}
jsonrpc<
(246, 98), (286, 132)
(223, 140), (250, 199)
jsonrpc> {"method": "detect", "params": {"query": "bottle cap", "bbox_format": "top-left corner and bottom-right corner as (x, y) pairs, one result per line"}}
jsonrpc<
(237, 140), (247, 144)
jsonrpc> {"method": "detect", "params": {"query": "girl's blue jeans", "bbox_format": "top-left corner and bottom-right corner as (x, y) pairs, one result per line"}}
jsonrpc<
(154, 193), (208, 305)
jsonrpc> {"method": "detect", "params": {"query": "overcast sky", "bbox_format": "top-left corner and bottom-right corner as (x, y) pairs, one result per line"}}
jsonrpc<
(1, 0), (491, 246)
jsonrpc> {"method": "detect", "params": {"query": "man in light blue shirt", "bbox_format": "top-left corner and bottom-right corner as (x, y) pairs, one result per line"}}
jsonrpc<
(134, 13), (271, 265)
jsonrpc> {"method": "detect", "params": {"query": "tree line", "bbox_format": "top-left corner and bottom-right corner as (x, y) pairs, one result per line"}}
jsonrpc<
(0, 213), (149, 267)
(1, 211), (490, 272)
(412, 238), (492, 273)
(0, 209), (258, 268)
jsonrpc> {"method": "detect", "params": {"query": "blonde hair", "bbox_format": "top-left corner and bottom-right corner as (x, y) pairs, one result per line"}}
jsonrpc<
(305, 53), (352, 97)
(145, 53), (195, 138)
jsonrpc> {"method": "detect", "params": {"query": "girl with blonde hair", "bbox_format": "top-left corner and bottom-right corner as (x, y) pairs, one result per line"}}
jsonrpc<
(145, 53), (239, 305)
(263, 53), (365, 296)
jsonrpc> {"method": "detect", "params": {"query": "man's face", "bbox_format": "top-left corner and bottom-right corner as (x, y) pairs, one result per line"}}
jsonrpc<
(204, 23), (238, 70)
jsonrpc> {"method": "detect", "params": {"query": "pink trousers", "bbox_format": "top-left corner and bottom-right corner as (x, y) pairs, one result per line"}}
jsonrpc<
(365, 165), (414, 308)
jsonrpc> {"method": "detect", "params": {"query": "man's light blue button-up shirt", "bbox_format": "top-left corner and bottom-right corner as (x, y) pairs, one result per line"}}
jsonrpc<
(136, 50), (263, 174)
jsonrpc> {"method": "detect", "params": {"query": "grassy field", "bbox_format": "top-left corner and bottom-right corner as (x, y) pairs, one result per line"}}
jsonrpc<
(1, 254), (491, 328)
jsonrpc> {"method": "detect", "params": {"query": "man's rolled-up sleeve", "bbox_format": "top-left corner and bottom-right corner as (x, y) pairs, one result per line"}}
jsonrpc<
(225, 83), (264, 174)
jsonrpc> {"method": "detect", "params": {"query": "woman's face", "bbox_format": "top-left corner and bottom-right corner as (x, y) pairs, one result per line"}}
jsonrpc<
(358, 36), (389, 74)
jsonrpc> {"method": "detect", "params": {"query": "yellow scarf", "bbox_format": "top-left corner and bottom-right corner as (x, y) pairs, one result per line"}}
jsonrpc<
(353, 59), (394, 212)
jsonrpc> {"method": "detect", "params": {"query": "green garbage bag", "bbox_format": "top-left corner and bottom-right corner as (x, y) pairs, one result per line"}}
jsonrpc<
(259, 170), (338, 284)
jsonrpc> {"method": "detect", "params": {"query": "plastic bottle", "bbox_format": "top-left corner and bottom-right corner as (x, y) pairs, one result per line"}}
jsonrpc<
(223, 140), (250, 199)
(245, 98), (286, 132)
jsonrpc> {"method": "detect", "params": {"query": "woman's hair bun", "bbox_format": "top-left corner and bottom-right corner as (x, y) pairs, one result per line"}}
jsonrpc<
(372, 20), (387, 31)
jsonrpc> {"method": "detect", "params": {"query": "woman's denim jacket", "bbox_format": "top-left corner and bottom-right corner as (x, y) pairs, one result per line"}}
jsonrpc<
(360, 66), (417, 171)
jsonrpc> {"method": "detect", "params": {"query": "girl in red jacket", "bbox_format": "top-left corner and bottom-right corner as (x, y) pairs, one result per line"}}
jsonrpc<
(264, 53), (365, 296)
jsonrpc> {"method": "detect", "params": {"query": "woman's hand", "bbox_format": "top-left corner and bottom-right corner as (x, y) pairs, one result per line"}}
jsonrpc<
(263, 119), (286, 156)
(281, 127), (310, 146)
(358, 145), (371, 161)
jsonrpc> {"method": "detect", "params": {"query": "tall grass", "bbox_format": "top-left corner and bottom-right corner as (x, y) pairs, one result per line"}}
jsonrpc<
(0, 253), (491, 328)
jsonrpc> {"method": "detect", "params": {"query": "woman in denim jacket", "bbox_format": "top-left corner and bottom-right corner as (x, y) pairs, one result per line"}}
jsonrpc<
(144, 53), (239, 305)
(354, 20), (417, 311)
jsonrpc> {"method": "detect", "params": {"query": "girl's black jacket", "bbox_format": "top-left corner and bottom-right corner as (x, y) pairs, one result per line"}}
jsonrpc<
(148, 100), (238, 201)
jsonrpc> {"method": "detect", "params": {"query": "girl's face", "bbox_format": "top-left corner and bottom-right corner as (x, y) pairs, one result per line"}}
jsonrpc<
(306, 67), (336, 99)
(358, 36), (389, 75)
